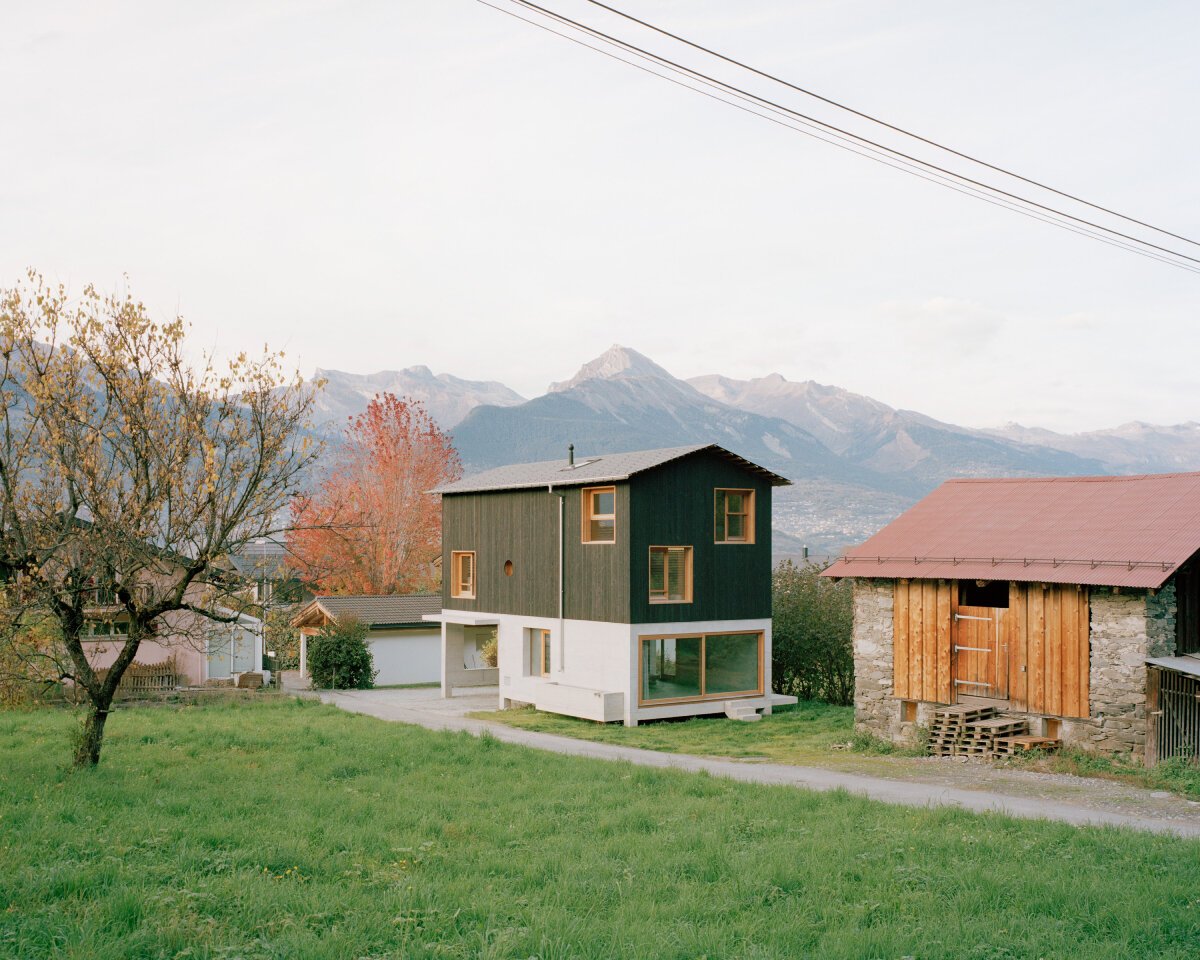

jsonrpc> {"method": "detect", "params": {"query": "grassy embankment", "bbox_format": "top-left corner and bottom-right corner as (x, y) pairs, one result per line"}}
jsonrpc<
(2, 699), (1199, 959)
(475, 701), (1200, 798)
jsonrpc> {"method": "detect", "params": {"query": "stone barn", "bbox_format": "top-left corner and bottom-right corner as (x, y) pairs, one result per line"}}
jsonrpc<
(823, 472), (1200, 764)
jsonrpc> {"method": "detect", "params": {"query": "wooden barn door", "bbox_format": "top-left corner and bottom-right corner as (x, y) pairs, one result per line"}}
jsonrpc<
(952, 605), (1009, 701)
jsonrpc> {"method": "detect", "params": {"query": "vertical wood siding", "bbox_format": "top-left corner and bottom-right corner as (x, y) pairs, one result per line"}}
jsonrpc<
(892, 579), (953, 703)
(628, 450), (773, 624)
(442, 486), (631, 622)
(1012, 582), (1089, 718)
(891, 579), (1089, 717)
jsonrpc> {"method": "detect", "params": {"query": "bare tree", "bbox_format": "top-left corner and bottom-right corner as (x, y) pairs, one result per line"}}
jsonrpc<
(0, 271), (321, 766)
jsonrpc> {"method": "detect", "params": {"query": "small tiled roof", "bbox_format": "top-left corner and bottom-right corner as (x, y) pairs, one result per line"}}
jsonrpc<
(290, 594), (441, 629)
(434, 444), (791, 495)
(824, 472), (1200, 589)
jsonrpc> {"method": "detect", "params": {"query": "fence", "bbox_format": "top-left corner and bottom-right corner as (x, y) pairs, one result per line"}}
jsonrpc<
(1148, 666), (1200, 766)
(95, 656), (181, 696)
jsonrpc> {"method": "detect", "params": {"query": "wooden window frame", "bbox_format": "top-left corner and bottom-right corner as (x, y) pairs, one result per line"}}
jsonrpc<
(637, 630), (764, 707)
(648, 545), (693, 604)
(581, 486), (617, 544)
(450, 550), (476, 599)
(714, 488), (755, 544)
(528, 628), (551, 677)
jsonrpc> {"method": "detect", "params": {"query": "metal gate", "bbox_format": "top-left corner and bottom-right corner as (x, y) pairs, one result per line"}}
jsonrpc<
(1150, 667), (1200, 765)
(952, 606), (1009, 701)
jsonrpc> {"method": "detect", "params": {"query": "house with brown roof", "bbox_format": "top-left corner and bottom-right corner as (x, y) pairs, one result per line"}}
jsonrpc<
(824, 472), (1200, 764)
(291, 594), (454, 687)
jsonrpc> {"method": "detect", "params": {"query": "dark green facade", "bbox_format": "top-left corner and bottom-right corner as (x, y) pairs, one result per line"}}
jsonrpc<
(441, 449), (774, 624)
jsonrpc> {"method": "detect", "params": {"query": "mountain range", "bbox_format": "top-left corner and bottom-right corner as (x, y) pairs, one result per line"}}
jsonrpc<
(310, 346), (1200, 554)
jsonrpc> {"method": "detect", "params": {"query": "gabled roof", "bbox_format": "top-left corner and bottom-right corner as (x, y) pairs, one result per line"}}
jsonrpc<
(433, 444), (791, 495)
(823, 472), (1200, 590)
(290, 594), (441, 629)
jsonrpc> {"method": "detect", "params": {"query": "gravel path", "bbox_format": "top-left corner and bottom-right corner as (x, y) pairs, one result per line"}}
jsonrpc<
(303, 684), (1200, 838)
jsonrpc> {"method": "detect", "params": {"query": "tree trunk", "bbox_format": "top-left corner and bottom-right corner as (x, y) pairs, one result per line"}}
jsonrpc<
(73, 701), (111, 768)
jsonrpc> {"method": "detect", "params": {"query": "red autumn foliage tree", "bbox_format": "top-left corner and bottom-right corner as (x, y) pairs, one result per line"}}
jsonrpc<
(287, 394), (462, 595)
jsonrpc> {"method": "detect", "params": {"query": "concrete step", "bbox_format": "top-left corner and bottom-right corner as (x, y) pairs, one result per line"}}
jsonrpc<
(725, 701), (763, 721)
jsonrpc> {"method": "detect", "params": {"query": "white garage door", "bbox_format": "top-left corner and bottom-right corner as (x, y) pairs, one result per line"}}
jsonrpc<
(370, 629), (442, 686)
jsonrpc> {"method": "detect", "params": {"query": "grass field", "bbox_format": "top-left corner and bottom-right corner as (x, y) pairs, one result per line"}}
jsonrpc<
(2, 699), (1200, 959)
(476, 702), (1200, 799)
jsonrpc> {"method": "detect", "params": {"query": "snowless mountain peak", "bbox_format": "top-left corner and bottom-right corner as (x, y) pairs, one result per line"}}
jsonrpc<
(548, 344), (674, 393)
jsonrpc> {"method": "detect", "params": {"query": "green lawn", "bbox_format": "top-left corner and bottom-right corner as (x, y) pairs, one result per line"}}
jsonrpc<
(471, 700), (887, 765)
(477, 702), (1200, 799)
(1, 700), (1199, 959)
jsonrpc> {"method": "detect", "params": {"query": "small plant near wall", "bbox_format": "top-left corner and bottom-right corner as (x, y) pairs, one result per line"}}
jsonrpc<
(307, 618), (377, 690)
(480, 635), (498, 668)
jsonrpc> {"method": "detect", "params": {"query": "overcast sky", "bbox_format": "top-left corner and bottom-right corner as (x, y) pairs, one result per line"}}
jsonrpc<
(3, 1), (1197, 432)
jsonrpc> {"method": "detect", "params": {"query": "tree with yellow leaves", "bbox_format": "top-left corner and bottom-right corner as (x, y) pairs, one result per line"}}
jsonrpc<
(0, 272), (321, 766)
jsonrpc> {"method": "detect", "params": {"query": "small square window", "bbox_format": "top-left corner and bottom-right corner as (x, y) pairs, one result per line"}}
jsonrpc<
(649, 546), (692, 603)
(450, 551), (475, 599)
(715, 489), (755, 544)
(528, 628), (551, 677)
(582, 486), (616, 543)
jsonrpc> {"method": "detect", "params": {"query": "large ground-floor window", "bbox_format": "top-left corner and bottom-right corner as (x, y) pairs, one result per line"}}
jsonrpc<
(639, 631), (762, 705)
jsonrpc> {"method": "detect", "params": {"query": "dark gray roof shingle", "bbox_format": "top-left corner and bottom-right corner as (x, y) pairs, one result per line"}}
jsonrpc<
(434, 444), (790, 495)
(302, 594), (441, 628)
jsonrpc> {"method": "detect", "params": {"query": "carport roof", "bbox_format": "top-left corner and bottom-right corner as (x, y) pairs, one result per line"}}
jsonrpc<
(823, 471), (1200, 589)
(290, 594), (442, 630)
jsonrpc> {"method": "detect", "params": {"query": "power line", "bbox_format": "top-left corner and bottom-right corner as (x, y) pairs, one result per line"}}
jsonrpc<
(581, 0), (1200, 251)
(477, 0), (1200, 276)
(479, 0), (1200, 274)
(502, 0), (1200, 270)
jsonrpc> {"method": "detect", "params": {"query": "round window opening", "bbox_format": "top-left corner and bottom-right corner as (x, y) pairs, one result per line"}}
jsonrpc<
(504, 560), (514, 576)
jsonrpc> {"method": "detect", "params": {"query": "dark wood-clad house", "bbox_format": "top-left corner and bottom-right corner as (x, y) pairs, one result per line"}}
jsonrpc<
(824, 472), (1200, 764)
(428, 444), (796, 725)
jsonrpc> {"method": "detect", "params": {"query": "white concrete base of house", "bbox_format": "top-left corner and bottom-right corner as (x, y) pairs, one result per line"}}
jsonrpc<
(428, 611), (795, 726)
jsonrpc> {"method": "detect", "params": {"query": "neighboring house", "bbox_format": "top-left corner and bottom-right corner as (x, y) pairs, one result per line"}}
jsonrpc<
(82, 601), (263, 686)
(823, 472), (1200, 765)
(225, 538), (310, 607)
(428, 443), (797, 725)
(291, 594), (447, 686)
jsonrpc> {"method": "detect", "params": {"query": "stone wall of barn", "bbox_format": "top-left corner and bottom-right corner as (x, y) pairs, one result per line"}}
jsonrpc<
(1077, 583), (1177, 758)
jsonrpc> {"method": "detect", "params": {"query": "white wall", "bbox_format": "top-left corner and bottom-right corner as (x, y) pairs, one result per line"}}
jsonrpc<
(370, 627), (442, 686)
(489, 612), (773, 725)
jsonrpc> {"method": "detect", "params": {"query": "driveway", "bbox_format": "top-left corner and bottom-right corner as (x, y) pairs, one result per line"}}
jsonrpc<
(305, 684), (1200, 839)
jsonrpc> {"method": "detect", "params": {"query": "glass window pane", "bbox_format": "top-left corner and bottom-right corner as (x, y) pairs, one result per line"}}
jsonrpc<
(641, 637), (702, 702)
(667, 549), (686, 600)
(593, 490), (614, 515)
(649, 549), (666, 594)
(541, 632), (551, 675)
(727, 514), (745, 540)
(714, 491), (726, 541)
(703, 633), (761, 695)
(589, 518), (615, 541)
(726, 492), (744, 513)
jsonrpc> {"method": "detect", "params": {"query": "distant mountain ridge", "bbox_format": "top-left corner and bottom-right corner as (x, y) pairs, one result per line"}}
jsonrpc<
(313, 346), (1200, 553)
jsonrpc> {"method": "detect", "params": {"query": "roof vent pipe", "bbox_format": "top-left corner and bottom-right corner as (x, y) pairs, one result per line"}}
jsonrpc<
(568, 443), (574, 467)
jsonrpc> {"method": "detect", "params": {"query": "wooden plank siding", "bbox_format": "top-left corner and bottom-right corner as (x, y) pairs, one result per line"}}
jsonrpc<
(628, 450), (773, 624)
(891, 579), (953, 704)
(892, 579), (1090, 718)
(441, 485), (631, 622)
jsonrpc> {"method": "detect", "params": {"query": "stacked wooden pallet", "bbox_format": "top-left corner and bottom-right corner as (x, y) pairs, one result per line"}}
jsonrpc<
(954, 716), (1029, 757)
(993, 735), (1060, 756)
(926, 705), (997, 756)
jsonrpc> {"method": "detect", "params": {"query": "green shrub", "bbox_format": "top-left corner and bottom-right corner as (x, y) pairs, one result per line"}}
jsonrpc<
(771, 560), (853, 705)
(307, 617), (376, 690)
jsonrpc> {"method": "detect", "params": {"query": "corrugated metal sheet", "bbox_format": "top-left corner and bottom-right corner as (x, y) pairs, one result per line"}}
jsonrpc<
(434, 444), (791, 495)
(823, 472), (1200, 589)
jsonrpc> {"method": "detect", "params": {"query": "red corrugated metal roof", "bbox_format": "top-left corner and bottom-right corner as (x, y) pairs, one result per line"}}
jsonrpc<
(823, 472), (1200, 589)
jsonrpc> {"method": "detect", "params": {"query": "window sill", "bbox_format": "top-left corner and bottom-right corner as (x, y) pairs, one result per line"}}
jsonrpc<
(648, 598), (693, 605)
